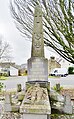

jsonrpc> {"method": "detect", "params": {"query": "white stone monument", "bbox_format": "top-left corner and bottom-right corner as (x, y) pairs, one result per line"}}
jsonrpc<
(27, 5), (48, 82)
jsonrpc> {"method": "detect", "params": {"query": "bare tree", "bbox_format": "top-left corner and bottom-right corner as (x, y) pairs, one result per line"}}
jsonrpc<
(10, 0), (74, 64)
(0, 36), (12, 62)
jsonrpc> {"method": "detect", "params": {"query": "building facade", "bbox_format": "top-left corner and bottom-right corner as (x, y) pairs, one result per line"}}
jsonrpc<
(0, 62), (19, 76)
(48, 57), (61, 74)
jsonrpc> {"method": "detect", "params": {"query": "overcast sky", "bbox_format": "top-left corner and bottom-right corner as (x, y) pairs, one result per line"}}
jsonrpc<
(0, 0), (59, 65)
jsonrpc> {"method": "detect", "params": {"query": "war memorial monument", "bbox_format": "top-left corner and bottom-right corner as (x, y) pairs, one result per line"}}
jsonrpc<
(20, 5), (51, 119)
(1, 4), (74, 119)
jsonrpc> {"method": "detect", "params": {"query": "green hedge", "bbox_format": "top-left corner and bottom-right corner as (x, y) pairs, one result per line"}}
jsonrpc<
(68, 67), (74, 74)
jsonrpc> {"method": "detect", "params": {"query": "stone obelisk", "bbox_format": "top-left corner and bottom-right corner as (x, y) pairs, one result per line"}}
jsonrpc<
(27, 5), (48, 82)
(20, 5), (51, 119)
(31, 6), (44, 57)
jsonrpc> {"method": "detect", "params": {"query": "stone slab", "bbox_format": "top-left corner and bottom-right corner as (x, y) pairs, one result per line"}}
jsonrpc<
(63, 105), (73, 114)
(63, 94), (73, 114)
(4, 103), (12, 112)
(22, 114), (48, 119)
(4, 94), (12, 112)
(20, 104), (51, 114)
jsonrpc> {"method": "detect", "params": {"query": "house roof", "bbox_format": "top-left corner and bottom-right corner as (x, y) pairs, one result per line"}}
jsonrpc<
(0, 62), (20, 69)
(0, 62), (15, 68)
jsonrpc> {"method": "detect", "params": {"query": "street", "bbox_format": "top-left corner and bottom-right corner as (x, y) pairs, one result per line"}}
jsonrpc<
(48, 75), (74, 88)
(0, 75), (74, 90)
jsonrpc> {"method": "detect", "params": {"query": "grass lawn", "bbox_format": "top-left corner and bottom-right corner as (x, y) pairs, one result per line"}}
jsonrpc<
(0, 76), (7, 80)
(48, 76), (60, 78)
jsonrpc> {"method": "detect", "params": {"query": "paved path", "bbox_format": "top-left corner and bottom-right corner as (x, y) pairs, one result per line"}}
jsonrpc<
(48, 75), (74, 88)
(0, 75), (74, 90)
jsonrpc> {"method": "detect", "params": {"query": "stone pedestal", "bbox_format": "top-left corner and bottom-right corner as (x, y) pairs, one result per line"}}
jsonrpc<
(20, 83), (51, 119)
(22, 114), (50, 119)
(27, 57), (48, 82)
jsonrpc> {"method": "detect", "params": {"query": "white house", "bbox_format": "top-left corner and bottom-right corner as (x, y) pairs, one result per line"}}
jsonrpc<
(10, 66), (18, 76)
(57, 57), (74, 69)
(60, 59), (74, 69)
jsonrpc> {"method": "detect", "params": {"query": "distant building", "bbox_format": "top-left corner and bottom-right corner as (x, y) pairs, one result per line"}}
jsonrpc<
(0, 62), (19, 76)
(48, 56), (61, 74)
(10, 66), (18, 76)
(19, 63), (27, 76)
(0, 62), (15, 68)
(59, 59), (74, 69)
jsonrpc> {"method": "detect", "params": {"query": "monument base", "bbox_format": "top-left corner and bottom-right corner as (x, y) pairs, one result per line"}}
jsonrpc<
(22, 113), (50, 119)
(27, 57), (48, 82)
(20, 82), (51, 119)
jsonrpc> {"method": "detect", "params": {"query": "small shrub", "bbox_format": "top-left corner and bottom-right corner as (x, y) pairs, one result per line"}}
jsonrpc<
(2, 73), (8, 77)
(53, 84), (63, 93)
(68, 67), (74, 74)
